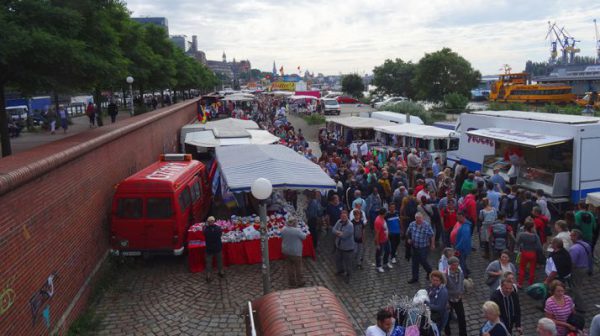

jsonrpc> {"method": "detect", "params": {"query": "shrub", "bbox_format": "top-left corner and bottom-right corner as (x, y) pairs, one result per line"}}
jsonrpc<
(303, 113), (326, 125)
(443, 92), (469, 113)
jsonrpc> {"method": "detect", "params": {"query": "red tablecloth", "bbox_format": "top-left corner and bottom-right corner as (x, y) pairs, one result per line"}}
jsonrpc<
(188, 236), (315, 273)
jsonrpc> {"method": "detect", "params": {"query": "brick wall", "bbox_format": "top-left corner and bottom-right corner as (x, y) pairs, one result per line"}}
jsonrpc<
(251, 286), (355, 336)
(0, 100), (198, 335)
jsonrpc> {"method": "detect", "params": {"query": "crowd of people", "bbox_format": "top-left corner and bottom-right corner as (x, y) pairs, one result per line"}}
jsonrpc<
(307, 128), (600, 335)
(199, 93), (600, 335)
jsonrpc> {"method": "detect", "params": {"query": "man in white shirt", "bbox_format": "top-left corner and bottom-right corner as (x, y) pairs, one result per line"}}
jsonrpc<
(349, 202), (367, 225)
(366, 309), (394, 336)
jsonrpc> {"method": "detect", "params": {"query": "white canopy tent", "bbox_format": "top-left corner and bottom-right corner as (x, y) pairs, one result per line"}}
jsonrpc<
(586, 192), (600, 207)
(375, 124), (456, 139)
(325, 116), (395, 129)
(215, 144), (336, 192)
(222, 94), (256, 102)
(184, 130), (279, 148)
(466, 128), (572, 148)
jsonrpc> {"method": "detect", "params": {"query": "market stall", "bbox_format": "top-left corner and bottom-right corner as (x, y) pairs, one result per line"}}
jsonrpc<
(180, 118), (260, 153)
(374, 124), (458, 162)
(184, 129), (280, 149)
(466, 128), (572, 197)
(324, 117), (395, 156)
(187, 144), (335, 272)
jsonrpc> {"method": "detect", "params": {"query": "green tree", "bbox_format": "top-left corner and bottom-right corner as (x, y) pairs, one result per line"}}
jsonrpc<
(413, 48), (481, 102)
(372, 58), (416, 98)
(0, 0), (87, 156)
(341, 73), (364, 98)
(443, 92), (469, 113)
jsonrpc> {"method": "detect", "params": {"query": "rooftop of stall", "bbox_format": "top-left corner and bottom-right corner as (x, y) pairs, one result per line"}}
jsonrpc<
(325, 116), (395, 143)
(374, 124), (459, 155)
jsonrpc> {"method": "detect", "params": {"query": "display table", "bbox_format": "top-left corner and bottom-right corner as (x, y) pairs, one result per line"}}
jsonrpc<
(188, 236), (315, 273)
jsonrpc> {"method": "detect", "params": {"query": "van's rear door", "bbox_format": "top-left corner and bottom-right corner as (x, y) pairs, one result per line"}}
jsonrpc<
(144, 196), (176, 249)
(113, 196), (146, 252)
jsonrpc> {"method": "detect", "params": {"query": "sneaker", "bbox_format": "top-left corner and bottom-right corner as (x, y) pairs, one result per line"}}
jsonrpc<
(377, 267), (385, 273)
(391, 257), (397, 264)
(387, 263), (394, 269)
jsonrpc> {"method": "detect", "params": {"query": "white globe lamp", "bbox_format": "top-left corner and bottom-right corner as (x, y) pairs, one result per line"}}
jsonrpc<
(251, 178), (272, 200)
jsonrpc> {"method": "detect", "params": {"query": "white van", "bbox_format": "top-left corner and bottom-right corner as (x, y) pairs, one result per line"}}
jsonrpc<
(6, 105), (29, 121)
(448, 110), (600, 204)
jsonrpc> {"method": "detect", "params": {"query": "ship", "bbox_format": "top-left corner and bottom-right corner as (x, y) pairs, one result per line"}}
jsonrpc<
(488, 72), (576, 104)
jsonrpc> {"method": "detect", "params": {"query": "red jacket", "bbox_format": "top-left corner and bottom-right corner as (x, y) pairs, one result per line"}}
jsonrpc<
(533, 214), (549, 244)
(461, 194), (477, 224)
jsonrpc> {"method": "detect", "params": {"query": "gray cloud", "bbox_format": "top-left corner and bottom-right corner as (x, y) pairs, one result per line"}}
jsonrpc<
(126, 0), (600, 75)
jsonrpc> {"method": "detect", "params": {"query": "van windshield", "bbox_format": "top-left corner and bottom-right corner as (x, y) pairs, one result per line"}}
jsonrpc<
(147, 198), (173, 219)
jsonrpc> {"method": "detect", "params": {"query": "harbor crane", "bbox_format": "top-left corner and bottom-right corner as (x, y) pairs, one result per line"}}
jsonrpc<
(545, 21), (580, 64)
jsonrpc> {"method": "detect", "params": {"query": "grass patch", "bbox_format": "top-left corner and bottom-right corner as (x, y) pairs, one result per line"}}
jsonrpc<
(303, 113), (326, 125)
(67, 257), (123, 336)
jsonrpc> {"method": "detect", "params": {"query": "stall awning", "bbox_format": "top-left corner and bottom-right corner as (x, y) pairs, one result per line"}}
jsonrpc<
(185, 130), (279, 148)
(181, 118), (259, 132)
(466, 128), (572, 148)
(375, 124), (456, 139)
(586, 192), (600, 207)
(325, 116), (396, 129)
(215, 144), (336, 192)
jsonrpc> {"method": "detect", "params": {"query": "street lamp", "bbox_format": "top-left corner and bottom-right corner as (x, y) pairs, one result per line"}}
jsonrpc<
(251, 177), (273, 295)
(126, 76), (134, 116)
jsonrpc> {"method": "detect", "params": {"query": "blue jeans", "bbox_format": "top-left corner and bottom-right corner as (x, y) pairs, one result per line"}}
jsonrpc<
(458, 251), (470, 277)
(411, 246), (432, 280)
(376, 241), (391, 267)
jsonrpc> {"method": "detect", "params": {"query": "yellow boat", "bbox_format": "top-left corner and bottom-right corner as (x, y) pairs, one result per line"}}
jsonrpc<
(489, 72), (575, 104)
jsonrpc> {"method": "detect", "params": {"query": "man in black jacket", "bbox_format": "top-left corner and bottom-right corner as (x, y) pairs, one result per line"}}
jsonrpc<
(490, 277), (522, 334)
(545, 238), (572, 285)
(203, 216), (224, 282)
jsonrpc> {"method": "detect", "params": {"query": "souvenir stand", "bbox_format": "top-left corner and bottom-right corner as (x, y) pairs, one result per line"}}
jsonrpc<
(324, 117), (395, 157)
(187, 144), (336, 273)
(374, 124), (458, 164)
(386, 291), (439, 336)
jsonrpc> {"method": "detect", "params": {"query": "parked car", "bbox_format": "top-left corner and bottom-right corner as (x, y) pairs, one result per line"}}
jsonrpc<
(336, 96), (360, 104)
(373, 96), (408, 109)
(321, 99), (341, 115)
(6, 105), (29, 122)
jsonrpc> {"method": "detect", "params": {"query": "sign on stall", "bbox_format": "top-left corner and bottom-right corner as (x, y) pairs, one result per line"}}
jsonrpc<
(271, 82), (296, 91)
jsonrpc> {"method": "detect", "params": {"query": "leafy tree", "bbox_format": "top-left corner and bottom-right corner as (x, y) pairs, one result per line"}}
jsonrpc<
(372, 58), (416, 98)
(341, 73), (364, 98)
(0, 0), (87, 156)
(413, 48), (480, 102)
(443, 92), (469, 113)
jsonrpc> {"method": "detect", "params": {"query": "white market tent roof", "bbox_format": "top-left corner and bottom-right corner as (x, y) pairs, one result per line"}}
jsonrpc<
(586, 192), (600, 207)
(181, 118), (259, 132)
(289, 95), (318, 100)
(375, 124), (456, 139)
(185, 130), (279, 148)
(472, 110), (600, 125)
(371, 111), (425, 125)
(466, 128), (572, 148)
(326, 116), (396, 129)
(215, 144), (336, 192)
(222, 94), (256, 101)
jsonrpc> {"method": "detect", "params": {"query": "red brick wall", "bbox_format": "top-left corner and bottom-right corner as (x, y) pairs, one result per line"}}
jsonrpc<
(251, 286), (355, 336)
(0, 100), (198, 335)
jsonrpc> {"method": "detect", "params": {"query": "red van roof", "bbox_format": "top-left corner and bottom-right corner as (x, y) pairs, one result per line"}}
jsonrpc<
(117, 159), (204, 193)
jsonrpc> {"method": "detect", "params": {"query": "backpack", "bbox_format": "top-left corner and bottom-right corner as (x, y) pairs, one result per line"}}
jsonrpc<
(491, 223), (508, 250)
(501, 196), (517, 218)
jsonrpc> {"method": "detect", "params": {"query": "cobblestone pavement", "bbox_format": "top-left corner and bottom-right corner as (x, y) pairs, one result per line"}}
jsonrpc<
(94, 200), (600, 336)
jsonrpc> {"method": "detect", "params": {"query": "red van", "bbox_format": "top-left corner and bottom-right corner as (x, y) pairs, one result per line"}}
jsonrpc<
(110, 154), (211, 256)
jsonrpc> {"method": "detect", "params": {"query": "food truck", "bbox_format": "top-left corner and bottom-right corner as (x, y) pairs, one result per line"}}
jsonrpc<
(110, 154), (211, 256)
(374, 124), (459, 162)
(447, 110), (600, 203)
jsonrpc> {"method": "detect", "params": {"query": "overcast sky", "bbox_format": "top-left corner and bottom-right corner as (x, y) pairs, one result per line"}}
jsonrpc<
(125, 0), (600, 76)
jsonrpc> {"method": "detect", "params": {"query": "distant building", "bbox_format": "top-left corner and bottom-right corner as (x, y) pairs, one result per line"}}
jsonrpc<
(186, 35), (207, 64)
(205, 51), (251, 81)
(132, 17), (169, 35)
(170, 35), (191, 52)
(535, 64), (600, 95)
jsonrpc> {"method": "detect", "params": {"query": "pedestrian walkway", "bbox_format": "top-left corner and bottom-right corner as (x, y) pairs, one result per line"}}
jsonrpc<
(8, 112), (135, 155)
(91, 193), (600, 335)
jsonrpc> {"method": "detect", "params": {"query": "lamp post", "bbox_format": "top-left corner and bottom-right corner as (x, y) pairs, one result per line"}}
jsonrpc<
(126, 76), (134, 116)
(251, 177), (273, 295)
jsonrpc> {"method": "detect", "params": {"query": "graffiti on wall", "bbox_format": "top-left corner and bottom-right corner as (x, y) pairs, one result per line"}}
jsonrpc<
(0, 276), (16, 316)
(29, 273), (57, 327)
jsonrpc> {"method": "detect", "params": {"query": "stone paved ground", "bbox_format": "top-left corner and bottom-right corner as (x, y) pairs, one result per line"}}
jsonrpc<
(93, 199), (600, 335)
